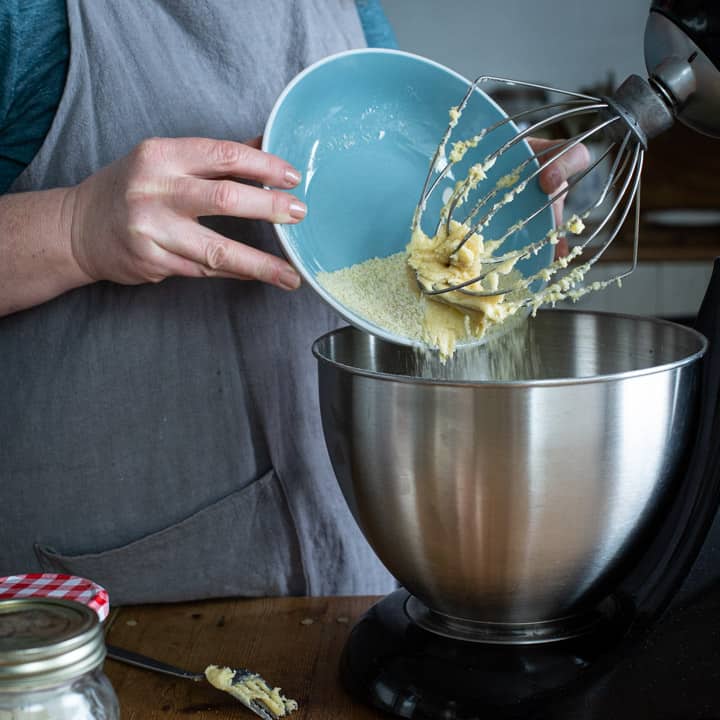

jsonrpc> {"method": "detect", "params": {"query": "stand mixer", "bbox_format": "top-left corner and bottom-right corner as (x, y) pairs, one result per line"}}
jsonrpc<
(308, 2), (720, 716)
(314, 299), (716, 718)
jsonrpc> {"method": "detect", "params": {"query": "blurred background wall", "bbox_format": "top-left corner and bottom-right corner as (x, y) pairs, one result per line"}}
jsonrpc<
(382, 0), (649, 92)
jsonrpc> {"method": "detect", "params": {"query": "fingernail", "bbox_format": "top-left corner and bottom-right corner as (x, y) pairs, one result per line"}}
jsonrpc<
(285, 168), (301, 186)
(289, 201), (307, 219)
(280, 267), (301, 290)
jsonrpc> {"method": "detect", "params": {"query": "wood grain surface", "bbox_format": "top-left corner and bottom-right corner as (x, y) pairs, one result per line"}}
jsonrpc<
(104, 596), (385, 720)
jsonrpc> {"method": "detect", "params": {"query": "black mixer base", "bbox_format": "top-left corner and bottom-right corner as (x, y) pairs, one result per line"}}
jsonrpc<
(340, 590), (633, 719)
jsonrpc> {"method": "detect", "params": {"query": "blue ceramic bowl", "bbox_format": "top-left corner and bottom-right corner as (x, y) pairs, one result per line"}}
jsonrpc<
(263, 49), (553, 345)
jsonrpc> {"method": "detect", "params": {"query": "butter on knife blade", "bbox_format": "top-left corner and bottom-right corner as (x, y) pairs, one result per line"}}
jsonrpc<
(204, 664), (298, 719)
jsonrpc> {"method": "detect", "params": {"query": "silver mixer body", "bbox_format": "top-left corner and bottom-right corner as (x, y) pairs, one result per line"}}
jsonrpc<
(645, 3), (720, 139)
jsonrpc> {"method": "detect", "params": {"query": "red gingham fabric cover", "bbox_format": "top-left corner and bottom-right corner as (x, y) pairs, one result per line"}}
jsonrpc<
(0, 573), (109, 622)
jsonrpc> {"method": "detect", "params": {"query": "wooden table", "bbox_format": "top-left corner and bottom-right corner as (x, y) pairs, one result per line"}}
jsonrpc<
(104, 596), (385, 720)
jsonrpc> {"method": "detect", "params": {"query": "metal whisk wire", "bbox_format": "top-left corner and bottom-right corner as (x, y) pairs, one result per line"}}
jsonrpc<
(412, 75), (648, 306)
(453, 132), (643, 300)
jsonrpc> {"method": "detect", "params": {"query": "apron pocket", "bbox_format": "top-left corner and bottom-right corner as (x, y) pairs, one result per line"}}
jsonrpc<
(34, 469), (306, 605)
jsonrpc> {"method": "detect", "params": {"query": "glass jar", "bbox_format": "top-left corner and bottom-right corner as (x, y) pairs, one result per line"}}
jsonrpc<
(0, 598), (119, 719)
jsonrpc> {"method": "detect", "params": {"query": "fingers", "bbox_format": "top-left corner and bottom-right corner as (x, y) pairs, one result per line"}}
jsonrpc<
(132, 137), (301, 188)
(161, 221), (302, 290)
(554, 235), (569, 260)
(122, 137), (306, 289)
(550, 181), (567, 228)
(527, 138), (567, 252)
(529, 138), (590, 195)
(525, 137), (589, 262)
(168, 176), (307, 223)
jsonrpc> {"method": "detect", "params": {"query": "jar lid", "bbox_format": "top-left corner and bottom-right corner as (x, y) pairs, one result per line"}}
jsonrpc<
(0, 598), (106, 691)
(0, 574), (109, 622)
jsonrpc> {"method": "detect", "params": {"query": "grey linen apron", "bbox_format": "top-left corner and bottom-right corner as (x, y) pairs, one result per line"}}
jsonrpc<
(0, 0), (397, 603)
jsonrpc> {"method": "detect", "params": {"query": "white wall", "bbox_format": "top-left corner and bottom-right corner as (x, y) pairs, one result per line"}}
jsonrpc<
(382, 0), (651, 92)
(560, 262), (714, 318)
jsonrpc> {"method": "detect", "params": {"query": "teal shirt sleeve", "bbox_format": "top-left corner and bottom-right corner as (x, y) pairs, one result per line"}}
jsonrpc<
(0, 0), (69, 194)
(356, 0), (398, 49)
(0, 0), (394, 196)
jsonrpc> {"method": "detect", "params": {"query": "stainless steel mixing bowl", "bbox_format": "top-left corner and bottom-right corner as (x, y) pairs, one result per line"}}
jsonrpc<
(313, 310), (707, 627)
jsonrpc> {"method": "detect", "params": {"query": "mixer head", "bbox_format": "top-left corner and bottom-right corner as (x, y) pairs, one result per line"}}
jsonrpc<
(411, 0), (720, 315)
(646, 0), (720, 139)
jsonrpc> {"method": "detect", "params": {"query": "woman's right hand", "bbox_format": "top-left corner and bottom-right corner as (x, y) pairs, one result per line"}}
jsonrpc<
(67, 136), (305, 291)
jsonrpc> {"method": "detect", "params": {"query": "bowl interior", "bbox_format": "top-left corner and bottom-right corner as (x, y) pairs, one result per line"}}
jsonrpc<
(313, 310), (708, 383)
(264, 49), (554, 343)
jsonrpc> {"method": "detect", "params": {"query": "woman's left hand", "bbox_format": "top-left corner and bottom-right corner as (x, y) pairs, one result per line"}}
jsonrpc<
(528, 138), (590, 257)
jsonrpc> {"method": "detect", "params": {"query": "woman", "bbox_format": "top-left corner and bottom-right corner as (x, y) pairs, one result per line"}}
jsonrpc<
(0, 0), (586, 604)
